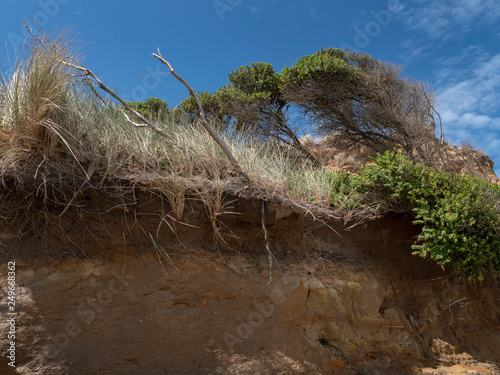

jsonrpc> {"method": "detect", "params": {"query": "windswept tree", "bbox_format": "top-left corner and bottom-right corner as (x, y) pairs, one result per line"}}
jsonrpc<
(179, 90), (231, 128)
(281, 48), (440, 165)
(179, 62), (317, 162)
(217, 63), (318, 161)
(223, 62), (287, 135)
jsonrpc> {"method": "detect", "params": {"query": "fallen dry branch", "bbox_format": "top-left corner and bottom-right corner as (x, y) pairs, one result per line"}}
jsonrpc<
(61, 60), (174, 141)
(23, 21), (174, 142)
(152, 48), (250, 184)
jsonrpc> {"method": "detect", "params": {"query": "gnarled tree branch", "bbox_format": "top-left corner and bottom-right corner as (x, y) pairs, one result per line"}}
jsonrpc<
(64, 59), (174, 141)
(152, 48), (250, 184)
(23, 21), (174, 142)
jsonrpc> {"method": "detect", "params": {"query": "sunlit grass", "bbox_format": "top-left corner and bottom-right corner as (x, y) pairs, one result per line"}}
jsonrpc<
(0, 30), (366, 220)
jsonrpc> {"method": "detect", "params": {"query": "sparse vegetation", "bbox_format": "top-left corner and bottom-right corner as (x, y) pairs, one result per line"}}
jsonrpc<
(0, 30), (498, 281)
(281, 48), (440, 165)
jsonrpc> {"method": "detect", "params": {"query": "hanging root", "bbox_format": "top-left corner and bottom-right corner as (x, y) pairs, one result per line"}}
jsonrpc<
(261, 199), (280, 284)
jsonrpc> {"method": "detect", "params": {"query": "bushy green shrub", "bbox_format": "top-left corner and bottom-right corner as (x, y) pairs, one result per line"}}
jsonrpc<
(125, 97), (168, 122)
(357, 151), (500, 281)
(281, 48), (365, 86)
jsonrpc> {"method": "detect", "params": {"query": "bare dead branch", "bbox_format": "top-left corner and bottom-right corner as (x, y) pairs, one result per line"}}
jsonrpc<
(23, 21), (174, 142)
(63, 60), (174, 140)
(421, 82), (444, 143)
(152, 48), (250, 184)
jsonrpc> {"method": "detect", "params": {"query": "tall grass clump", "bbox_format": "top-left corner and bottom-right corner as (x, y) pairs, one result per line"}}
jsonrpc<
(1, 33), (76, 151)
(0, 32), (163, 189)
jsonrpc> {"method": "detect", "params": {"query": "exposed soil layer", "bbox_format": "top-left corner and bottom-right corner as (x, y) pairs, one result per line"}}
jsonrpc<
(0, 191), (499, 374)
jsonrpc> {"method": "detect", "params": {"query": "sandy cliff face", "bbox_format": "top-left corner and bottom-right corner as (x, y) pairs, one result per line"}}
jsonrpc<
(0, 195), (499, 375)
(310, 138), (500, 184)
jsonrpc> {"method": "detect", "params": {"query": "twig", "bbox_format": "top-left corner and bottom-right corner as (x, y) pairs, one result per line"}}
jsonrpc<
(294, 202), (342, 236)
(422, 82), (443, 143)
(441, 296), (500, 325)
(411, 275), (450, 285)
(444, 296), (467, 325)
(443, 296), (467, 311)
(62, 59), (174, 141)
(152, 48), (250, 184)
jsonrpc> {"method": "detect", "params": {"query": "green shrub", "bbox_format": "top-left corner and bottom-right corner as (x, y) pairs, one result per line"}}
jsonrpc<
(358, 151), (500, 281)
(125, 97), (168, 122)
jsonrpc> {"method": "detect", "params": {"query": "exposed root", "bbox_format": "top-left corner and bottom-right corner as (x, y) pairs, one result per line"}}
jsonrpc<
(261, 199), (281, 284)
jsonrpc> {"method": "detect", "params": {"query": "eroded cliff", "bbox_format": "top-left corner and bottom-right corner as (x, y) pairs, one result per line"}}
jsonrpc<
(0, 192), (499, 375)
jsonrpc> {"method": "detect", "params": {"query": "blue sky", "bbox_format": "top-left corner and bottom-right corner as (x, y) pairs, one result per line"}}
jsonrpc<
(1, 0), (499, 173)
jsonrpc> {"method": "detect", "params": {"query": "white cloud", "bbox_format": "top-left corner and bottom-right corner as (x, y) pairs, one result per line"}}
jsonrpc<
(393, 0), (500, 61)
(309, 6), (318, 19)
(250, 6), (260, 14)
(398, 38), (431, 63)
(399, 0), (500, 40)
(435, 51), (500, 172)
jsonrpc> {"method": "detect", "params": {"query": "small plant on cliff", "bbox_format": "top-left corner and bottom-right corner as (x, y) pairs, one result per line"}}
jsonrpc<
(357, 151), (500, 281)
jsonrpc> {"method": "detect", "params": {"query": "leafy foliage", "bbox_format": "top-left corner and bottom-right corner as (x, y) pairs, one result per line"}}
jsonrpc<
(228, 62), (283, 106)
(125, 97), (168, 122)
(357, 151), (500, 281)
(219, 62), (288, 133)
(281, 47), (365, 87)
(179, 63), (285, 131)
